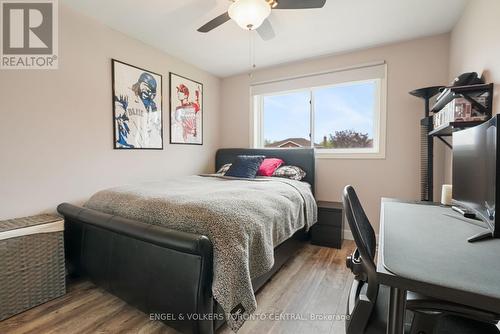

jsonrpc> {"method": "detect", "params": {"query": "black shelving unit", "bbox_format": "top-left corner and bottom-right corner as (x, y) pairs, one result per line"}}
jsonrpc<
(428, 120), (485, 138)
(431, 83), (493, 114)
(410, 83), (494, 201)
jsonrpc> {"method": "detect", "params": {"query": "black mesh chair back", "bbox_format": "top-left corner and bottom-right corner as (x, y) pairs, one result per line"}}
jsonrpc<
(344, 185), (378, 292)
(344, 185), (381, 333)
(344, 185), (377, 261)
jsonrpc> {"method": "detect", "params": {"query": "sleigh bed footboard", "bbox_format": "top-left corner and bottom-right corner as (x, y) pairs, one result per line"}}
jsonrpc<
(57, 203), (215, 334)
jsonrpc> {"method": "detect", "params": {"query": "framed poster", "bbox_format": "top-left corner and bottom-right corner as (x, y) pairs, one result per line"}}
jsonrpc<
(169, 73), (203, 145)
(112, 59), (163, 149)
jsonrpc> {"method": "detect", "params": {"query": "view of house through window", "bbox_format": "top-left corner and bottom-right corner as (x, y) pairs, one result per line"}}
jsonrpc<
(257, 79), (382, 155)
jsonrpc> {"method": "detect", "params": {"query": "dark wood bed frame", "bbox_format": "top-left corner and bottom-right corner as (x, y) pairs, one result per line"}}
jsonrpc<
(57, 148), (315, 334)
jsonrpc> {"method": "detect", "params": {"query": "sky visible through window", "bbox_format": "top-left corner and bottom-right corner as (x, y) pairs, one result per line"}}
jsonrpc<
(263, 81), (376, 148)
(263, 91), (310, 145)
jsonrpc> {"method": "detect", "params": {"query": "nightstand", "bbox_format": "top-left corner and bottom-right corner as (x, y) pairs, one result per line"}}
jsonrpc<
(311, 201), (344, 249)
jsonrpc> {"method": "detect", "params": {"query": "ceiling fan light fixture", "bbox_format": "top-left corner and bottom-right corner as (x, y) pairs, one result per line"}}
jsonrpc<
(228, 0), (271, 31)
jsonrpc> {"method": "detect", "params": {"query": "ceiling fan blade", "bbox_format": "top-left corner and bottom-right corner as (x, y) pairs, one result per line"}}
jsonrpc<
(197, 12), (230, 33)
(257, 19), (275, 41)
(275, 0), (326, 9)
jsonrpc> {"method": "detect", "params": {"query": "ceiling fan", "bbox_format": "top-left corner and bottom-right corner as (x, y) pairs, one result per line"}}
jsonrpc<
(197, 0), (327, 41)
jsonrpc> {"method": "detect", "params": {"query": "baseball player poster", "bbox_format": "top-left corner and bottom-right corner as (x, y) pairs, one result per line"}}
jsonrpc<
(112, 59), (163, 149)
(169, 73), (203, 145)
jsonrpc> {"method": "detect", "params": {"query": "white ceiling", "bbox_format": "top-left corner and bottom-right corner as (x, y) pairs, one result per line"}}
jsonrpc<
(62, 0), (468, 77)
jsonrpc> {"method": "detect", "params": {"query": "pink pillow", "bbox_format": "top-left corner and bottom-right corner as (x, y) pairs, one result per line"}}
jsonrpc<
(258, 158), (284, 176)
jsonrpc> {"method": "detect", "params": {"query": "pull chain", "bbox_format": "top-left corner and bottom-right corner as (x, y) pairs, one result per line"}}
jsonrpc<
(248, 30), (256, 77)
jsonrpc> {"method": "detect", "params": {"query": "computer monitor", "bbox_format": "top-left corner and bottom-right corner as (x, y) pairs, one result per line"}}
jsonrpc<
(452, 115), (499, 242)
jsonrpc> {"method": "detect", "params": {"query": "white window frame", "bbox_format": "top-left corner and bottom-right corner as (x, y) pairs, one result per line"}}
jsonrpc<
(250, 62), (387, 160)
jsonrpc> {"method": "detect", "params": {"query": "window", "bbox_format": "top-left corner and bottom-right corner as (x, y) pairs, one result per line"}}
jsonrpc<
(251, 63), (386, 158)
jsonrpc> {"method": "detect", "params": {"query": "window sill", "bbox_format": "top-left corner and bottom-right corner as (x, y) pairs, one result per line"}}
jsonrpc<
(315, 151), (386, 160)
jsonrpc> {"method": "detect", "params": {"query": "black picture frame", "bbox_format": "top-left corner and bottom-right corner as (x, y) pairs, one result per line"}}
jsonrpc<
(169, 72), (203, 145)
(112, 59), (164, 150)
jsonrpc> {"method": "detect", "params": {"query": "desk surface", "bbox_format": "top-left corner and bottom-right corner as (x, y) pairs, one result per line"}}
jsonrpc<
(377, 198), (500, 314)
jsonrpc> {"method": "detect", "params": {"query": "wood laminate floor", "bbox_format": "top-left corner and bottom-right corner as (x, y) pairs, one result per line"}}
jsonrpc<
(0, 241), (356, 334)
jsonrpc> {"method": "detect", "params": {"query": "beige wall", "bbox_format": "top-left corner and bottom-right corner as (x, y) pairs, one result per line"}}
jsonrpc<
(0, 5), (221, 220)
(220, 35), (450, 232)
(445, 0), (500, 183)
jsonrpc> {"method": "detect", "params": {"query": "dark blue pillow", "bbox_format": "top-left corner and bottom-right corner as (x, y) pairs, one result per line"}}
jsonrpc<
(225, 155), (265, 179)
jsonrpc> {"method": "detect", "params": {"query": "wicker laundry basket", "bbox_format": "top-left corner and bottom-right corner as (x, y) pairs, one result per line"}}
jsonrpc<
(0, 214), (66, 321)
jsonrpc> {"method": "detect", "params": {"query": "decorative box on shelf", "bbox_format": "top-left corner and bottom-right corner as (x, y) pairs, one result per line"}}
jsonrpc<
(0, 214), (66, 321)
(311, 201), (344, 249)
(433, 96), (488, 129)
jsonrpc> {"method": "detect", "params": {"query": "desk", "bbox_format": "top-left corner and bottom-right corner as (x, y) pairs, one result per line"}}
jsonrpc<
(377, 198), (500, 334)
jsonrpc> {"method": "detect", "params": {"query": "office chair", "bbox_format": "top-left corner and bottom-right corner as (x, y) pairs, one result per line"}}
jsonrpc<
(343, 185), (500, 334)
